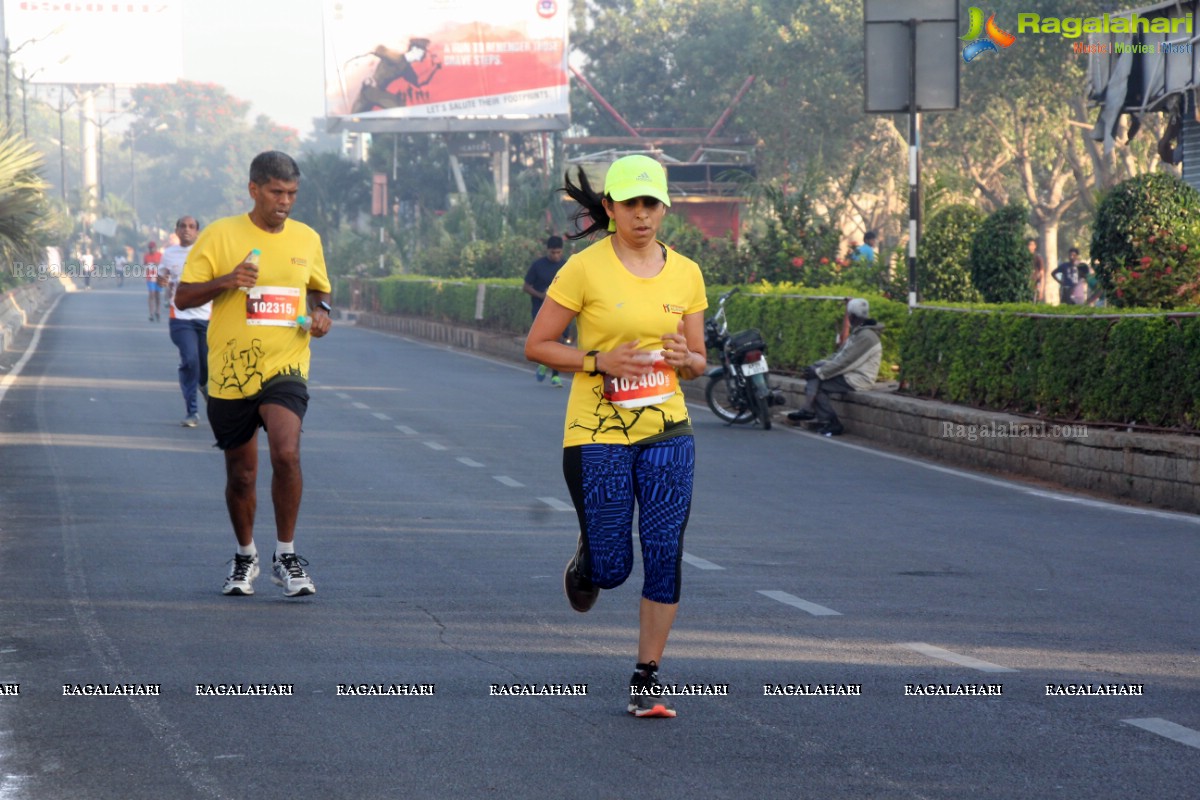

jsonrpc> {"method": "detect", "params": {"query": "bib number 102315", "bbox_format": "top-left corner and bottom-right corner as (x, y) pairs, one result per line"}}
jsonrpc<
(245, 286), (302, 327)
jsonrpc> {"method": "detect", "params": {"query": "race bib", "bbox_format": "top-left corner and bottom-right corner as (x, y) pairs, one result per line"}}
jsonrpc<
(603, 351), (678, 409)
(245, 286), (301, 327)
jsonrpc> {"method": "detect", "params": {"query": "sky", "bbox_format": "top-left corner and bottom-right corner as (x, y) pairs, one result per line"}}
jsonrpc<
(3, 0), (329, 137)
(181, 0), (328, 136)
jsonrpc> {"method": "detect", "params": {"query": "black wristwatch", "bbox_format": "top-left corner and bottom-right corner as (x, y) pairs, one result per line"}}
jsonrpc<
(583, 350), (601, 376)
(316, 301), (332, 314)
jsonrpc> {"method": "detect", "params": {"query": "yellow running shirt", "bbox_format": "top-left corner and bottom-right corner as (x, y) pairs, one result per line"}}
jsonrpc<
(182, 214), (331, 400)
(547, 237), (707, 447)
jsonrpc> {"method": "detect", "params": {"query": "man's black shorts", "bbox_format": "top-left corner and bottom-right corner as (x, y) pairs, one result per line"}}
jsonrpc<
(207, 379), (309, 451)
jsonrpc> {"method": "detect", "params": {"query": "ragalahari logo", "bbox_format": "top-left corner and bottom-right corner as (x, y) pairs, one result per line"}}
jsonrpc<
(961, 7), (1016, 63)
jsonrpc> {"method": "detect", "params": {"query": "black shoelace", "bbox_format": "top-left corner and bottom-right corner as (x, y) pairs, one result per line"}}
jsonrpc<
(277, 553), (309, 577)
(229, 555), (255, 580)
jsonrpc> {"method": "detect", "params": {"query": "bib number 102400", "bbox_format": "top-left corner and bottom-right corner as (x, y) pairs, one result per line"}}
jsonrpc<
(603, 354), (678, 409)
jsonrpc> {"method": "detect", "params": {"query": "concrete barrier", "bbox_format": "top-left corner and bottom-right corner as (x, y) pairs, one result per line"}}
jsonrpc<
(0, 277), (72, 353)
(353, 311), (1200, 515)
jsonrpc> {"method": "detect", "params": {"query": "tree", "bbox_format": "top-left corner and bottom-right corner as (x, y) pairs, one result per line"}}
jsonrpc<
(291, 151), (373, 249)
(126, 81), (300, 232)
(0, 131), (61, 291)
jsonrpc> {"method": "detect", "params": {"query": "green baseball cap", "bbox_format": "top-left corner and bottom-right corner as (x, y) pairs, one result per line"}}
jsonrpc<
(604, 155), (671, 207)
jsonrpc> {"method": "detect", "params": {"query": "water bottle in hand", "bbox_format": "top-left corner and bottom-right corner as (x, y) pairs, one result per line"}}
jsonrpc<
(239, 249), (261, 293)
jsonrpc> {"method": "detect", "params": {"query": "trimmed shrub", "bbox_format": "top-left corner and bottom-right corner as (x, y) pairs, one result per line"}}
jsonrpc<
(969, 202), (1033, 303)
(918, 204), (984, 302)
(1091, 172), (1200, 309)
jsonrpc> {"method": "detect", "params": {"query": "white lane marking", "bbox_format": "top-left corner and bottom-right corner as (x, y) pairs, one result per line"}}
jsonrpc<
(770, 418), (1200, 526)
(423, 441), (447, 451)
(335, 392), (352, 400)
(457, 457), (484, 468)
(901, 642), (1017, 673)
(1123, 718), (1200, 749)
(0, 293), (65, 409)
(37, 386), (233, 799)
(371, 412), (391, 421)
(352, 402), (369, 409)
(494, 475), (524, 488)
(537, 497), (572, 511)
(682, 552), (725, 570)
(395, 425), (417, 435)
(757, 590), (842, 616)
(0, 774), (29, 800)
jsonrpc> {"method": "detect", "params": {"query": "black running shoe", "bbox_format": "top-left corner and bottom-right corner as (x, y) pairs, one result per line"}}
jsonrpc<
(818, 422), (844, 437)
(564, 540), (599, 613)
(786, 408), (816, 422)
(628, 661), (676, 718)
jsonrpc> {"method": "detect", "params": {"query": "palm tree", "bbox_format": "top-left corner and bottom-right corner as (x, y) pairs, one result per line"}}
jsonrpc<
(0, 130), (60, 291)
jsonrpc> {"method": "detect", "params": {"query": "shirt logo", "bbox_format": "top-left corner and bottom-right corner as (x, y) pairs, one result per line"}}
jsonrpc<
(663, 303), (685, 315)
(291, 258), (307, 267)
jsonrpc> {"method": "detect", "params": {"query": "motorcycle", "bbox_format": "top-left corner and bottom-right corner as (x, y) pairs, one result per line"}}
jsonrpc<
(703, 288), (783, 429)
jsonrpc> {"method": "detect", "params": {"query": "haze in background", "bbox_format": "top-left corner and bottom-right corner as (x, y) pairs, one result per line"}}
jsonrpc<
(181, 0), (325, 134)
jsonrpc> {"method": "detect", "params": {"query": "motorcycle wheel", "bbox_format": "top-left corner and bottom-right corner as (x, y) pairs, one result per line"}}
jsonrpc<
(705, 376), (754, 424)
(751, 386), (773, 430)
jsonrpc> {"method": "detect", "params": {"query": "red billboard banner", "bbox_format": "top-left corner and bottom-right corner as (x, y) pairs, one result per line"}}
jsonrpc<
(323, 0), (569, 131)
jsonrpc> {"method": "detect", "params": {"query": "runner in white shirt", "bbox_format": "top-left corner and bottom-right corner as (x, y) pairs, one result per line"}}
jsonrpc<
(160, 216), (209, 427)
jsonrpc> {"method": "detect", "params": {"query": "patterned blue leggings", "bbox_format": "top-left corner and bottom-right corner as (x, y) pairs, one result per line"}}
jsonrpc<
(562, 436), (695, 604)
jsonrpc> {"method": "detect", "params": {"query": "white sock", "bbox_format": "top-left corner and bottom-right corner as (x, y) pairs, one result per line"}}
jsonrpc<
(237, 543), (257, 558)
(275, 541), (295, 558)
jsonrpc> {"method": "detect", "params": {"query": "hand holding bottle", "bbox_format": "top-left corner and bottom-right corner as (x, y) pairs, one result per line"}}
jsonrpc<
(234, 249), (261, 293)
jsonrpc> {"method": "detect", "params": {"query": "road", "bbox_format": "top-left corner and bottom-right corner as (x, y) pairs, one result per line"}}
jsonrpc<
(0, 281), (1198, 799)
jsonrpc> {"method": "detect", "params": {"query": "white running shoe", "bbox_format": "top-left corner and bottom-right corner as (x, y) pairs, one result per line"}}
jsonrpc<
(271, 553), (316, 597)
(222, 553), (260, 596)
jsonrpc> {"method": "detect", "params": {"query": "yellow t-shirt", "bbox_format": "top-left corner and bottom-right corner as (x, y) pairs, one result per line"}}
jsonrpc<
(182, 214), (331, 400)
(547, 237), (708, 447)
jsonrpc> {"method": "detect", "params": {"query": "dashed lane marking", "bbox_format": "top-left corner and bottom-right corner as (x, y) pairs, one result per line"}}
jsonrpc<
(757, 590), (842, 616)
(901, 642), (1017, 673)
(682, 552), (725, 570)
(1123, 718), (1200, 750)
(494, 475), (524, 488)
(537, 497), (572, 511)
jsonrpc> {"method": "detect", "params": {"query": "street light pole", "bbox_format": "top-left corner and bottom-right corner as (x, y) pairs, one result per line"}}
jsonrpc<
(4, 27), (65, 129)
(5, 37), (12, 128)
(21, 66), (29, 138)
(58, 89), (67, 200)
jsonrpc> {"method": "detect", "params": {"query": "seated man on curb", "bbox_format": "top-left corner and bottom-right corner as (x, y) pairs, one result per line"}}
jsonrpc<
(787, 298), (884, 436)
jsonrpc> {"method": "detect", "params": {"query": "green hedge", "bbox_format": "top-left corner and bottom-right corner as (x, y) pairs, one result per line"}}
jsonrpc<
(343, 274), (1200, 427)
(901, 304), (1200, 427)
(339, 276), (906, 377)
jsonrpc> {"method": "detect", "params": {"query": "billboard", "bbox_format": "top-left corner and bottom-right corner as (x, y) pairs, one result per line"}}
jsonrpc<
(2, 0), (182, 85)
(323, 0), (569, 132)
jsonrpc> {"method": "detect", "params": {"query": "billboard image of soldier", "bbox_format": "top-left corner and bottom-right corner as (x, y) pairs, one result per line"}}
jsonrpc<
(324, 0), (568, 123)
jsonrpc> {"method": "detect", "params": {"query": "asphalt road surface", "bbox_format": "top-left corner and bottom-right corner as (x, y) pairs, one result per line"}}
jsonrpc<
(1, 281), (1198, 799)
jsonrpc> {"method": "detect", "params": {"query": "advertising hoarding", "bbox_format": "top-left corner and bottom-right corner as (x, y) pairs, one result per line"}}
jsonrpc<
(3, 0), (182, 85)
(324, 0), (569, 132)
